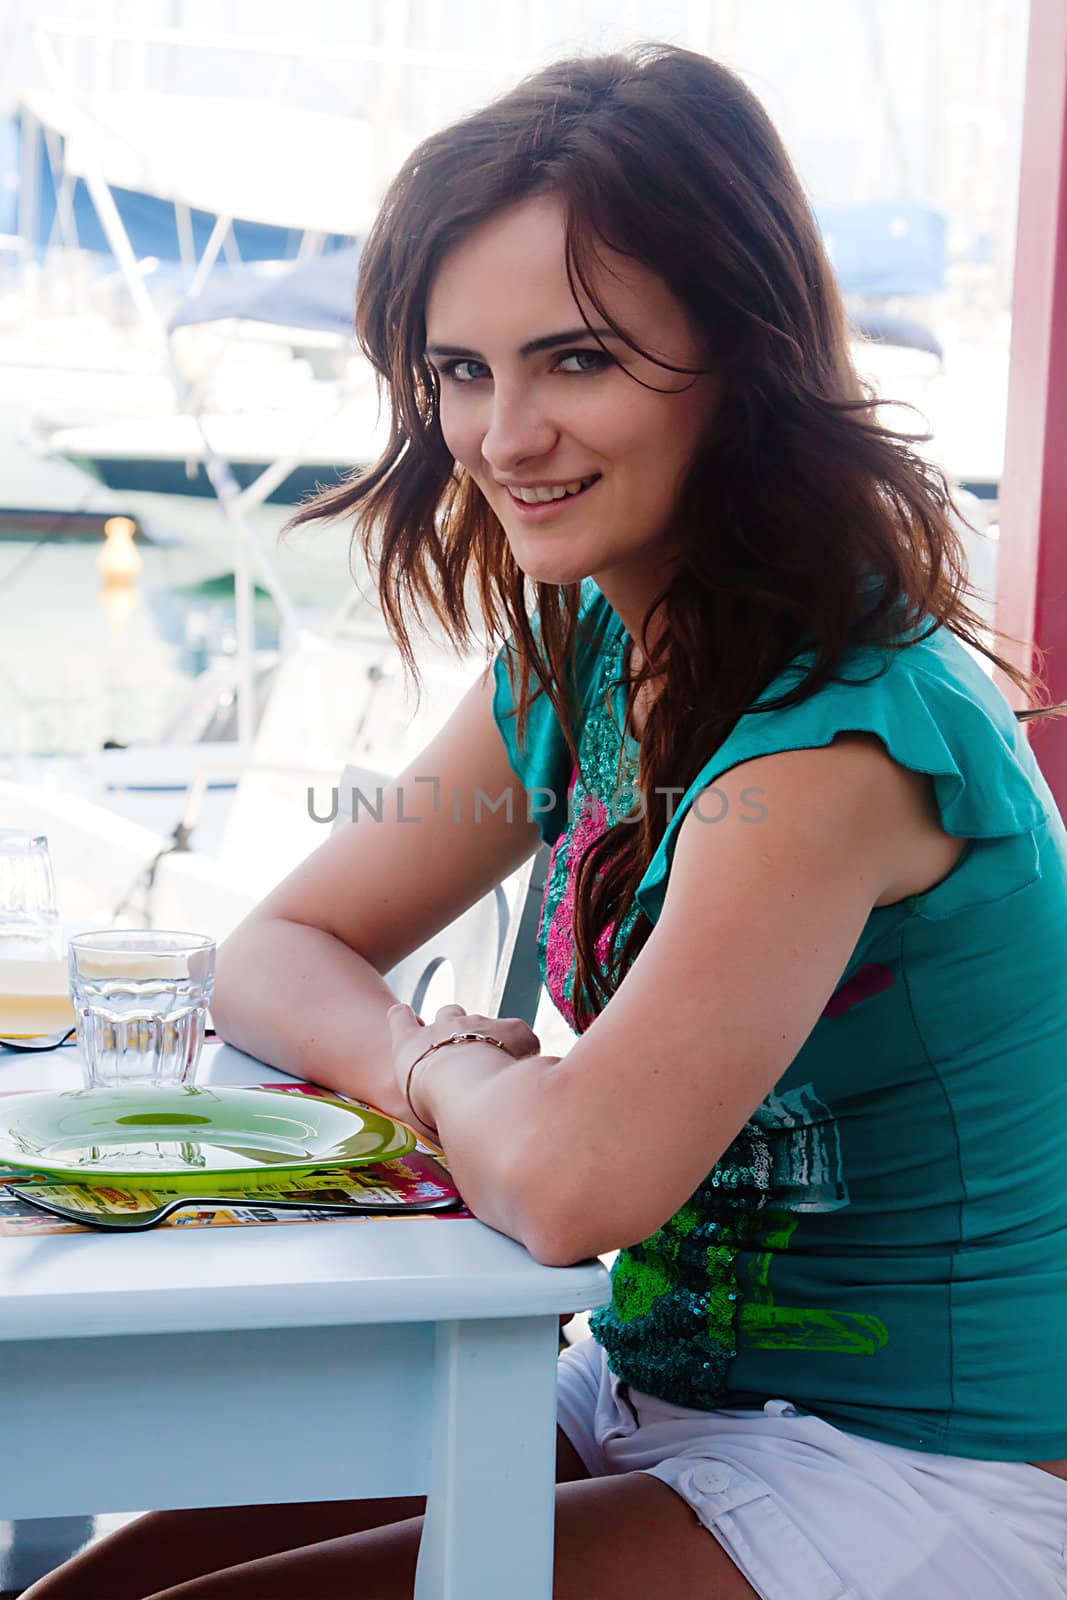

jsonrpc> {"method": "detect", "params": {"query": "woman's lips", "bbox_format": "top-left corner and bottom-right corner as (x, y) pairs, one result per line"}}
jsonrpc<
(503, 477), (601, 520)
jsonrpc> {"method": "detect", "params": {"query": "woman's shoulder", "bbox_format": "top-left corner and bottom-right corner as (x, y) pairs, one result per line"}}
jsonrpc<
(636, 619), (1057, 924)
(752, 620), (1050, 836)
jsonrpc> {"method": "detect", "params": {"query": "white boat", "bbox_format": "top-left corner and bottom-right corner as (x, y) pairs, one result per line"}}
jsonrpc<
(38, 380), (389, 543)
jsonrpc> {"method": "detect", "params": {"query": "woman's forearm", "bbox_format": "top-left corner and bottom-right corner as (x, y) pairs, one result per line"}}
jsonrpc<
(413, 1040), (571, 1257)
(211, 917), (438, 1140)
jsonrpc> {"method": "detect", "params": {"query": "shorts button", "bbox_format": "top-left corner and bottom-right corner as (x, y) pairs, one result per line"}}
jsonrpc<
(691, 1463), (732, 1494)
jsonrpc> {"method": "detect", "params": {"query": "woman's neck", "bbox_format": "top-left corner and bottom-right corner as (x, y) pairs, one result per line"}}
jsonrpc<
(592, 572), (672, 740)
(624, 638), (658, 741)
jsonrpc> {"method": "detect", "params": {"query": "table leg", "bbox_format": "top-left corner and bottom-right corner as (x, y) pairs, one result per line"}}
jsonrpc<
(415, 1314), (560, 1600)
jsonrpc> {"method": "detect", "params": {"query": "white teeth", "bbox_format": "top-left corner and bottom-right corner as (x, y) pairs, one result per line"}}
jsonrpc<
(511, 475), (598, 504)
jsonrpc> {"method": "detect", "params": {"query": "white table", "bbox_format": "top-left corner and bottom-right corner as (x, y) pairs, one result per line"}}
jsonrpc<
(0, 1040), (611, 1598)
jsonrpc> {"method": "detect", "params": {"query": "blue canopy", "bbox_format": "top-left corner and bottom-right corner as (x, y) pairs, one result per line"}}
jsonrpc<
(169, 244), (362, 335)
(815, 201), (946, 298)
(9, 105), (358, 267)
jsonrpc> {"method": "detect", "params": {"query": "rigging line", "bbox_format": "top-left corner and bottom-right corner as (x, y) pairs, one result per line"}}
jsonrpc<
(0, 529), (59, 590)
(860, 0), (914, 197)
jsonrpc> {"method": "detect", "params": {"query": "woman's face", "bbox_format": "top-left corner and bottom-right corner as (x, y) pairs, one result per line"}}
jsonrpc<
(424, 192), (720, 600)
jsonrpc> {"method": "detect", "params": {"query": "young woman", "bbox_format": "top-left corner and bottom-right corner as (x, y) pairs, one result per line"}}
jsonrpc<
(28, 41), (1067, 1600)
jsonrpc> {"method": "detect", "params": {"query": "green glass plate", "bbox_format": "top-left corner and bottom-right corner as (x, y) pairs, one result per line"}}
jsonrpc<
(0, 1085), (416, 1190)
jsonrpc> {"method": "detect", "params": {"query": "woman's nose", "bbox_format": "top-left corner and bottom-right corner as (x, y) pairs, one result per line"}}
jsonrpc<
(480, 386), (559, 472)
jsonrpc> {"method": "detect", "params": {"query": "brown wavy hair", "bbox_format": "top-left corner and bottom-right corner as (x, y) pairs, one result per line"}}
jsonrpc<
(288, 42), (1064, 1029)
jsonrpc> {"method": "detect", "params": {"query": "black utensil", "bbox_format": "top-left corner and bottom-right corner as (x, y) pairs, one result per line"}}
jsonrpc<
(7, 1186), (462, 1232)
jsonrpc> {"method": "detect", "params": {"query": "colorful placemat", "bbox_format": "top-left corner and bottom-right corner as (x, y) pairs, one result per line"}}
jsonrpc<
(0, 1081), (470, 1235)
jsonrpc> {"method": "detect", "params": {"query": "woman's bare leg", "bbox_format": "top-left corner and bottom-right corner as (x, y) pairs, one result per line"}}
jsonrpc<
(20, 1430), (590, 1600)
(137, 1470), (760, 1600)
(18, 1495), (425, 1600)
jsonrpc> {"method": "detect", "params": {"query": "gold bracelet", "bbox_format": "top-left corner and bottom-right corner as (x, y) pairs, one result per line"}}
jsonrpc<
(403, 1030), (512, 1130)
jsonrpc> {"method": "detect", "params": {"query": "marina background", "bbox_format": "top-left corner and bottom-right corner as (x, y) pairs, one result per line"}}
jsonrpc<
(0, 0), (1030, 900)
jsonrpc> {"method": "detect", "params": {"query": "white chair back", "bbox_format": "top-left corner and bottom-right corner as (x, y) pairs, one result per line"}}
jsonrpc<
(335, 763), (543, 1022)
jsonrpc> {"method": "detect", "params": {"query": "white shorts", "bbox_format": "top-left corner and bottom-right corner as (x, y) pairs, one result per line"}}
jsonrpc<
(556, 1336), (1067, 1600)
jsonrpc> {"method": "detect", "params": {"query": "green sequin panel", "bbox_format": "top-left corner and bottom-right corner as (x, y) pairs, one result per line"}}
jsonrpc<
(591, 1126), (768, 1405)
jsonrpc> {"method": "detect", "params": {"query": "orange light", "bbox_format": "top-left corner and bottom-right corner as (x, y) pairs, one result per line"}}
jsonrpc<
(97, 516), (143, 583)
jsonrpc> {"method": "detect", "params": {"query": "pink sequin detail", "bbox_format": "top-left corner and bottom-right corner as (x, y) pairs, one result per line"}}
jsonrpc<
(539, 767), (617, 1032)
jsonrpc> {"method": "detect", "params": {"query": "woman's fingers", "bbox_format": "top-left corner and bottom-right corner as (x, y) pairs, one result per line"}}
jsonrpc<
(497, 1016), (541, 1056)
(431, 1003), (531, 1051)
(404, 1005), (540, 1059)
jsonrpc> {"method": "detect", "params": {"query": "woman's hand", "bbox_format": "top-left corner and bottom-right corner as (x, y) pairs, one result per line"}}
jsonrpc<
(387, 1001), (541, 1132)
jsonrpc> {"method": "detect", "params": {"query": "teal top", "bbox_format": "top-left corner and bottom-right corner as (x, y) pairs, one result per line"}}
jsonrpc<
(492, 581), (1067, 1460)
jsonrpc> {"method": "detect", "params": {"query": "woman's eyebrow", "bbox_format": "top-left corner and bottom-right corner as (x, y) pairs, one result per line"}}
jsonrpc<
(425, 327), (620, 359)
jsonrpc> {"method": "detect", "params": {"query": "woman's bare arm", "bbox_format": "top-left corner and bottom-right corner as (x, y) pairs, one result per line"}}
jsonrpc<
(398, 733), (941, 1259)
(210, 666), (541, 1132)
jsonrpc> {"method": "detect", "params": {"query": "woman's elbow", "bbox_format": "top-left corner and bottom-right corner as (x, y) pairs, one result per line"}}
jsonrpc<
(521, 1227), (596, 1269)
(514, 1175), (627, 1267)
(525, 1216), (646, 1267)
(515, 1163), (664, 1267)
(209, 915), (275, 1035)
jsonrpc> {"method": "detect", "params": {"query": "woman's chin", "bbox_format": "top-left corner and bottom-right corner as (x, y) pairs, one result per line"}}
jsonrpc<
(505, 544), (597, 588)
(518, 564), (594, 589)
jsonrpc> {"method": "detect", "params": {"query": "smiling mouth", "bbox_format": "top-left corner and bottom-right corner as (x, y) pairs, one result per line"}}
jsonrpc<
(505, 474), (601, 507)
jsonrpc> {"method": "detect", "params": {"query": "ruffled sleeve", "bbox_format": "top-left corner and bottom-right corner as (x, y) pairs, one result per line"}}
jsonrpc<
(636, 624), (1054, 925)
(492, 580), (618, 846)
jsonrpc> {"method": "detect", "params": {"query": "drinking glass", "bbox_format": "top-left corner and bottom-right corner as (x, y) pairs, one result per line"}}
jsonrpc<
(0, 831), (59, 944)
(0, 832), (69, 1037)
(69, 930), (216, 1088)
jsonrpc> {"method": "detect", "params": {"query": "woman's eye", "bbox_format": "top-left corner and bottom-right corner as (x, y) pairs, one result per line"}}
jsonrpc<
(435, 348), (607, 382)
(441, 358), (489, 383)
(557, 349), (611, 374)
